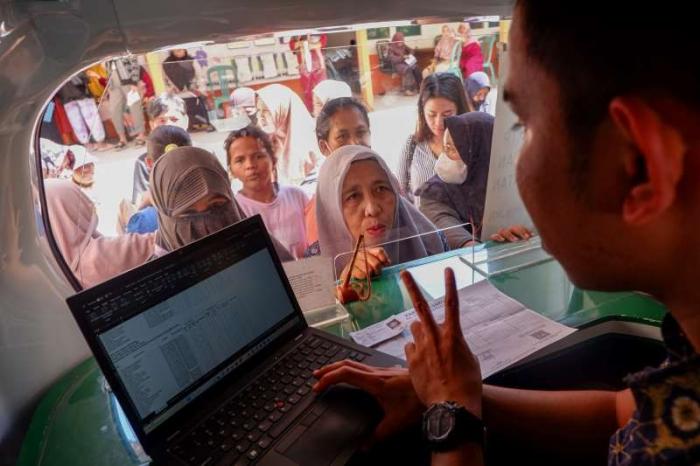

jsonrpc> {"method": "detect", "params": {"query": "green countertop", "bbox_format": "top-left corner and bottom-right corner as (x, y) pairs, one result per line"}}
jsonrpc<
(17, 240), (667, 466)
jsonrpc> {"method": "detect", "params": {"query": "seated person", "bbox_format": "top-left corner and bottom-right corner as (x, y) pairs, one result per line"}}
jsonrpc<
(305, 97), (372, 255)
(149, 146), (247, 256)
(45, 179), (155, 289)
(418, 112), (531, 248)
(311, 80), (352, 117)
(465, 72), (493, 115)
(387, 32), (421, 96)
(457, 22), (485, 78)
(226, 125), (310, 259)
(125, 125), (192, 234)
(423, 25), (458, 78)
(313, 145), (445, 281)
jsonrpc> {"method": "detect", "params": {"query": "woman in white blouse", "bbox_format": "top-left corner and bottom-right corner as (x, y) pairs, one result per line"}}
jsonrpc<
(397, 72), (472, 204)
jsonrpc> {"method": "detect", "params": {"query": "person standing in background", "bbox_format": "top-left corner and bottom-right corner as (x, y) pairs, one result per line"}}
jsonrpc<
(290, 34), (328, 112)
(107, 56), (148, 149)
(457, 22), (485, 79)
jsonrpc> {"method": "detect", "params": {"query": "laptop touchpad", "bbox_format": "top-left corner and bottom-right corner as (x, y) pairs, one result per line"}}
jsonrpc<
(281, 386), (379, 466)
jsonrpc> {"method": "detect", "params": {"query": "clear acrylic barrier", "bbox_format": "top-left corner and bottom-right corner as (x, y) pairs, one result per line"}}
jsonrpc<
(461, 235), (554, 278)
(332, 222), (475, 283)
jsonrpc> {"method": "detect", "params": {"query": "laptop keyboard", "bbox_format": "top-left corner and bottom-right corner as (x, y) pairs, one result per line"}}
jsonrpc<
(168, 334), (368, 466)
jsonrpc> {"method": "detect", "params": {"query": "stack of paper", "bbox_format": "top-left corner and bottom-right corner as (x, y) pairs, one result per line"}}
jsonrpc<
(350, 280), (576, 379)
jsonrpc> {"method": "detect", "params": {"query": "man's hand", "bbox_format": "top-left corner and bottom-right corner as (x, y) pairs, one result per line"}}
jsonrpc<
(313, 360), (423, 443)
(401, 268), (483, 418)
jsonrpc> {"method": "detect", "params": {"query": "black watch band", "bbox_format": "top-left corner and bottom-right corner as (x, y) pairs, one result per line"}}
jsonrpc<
(422, 401), (485, 452)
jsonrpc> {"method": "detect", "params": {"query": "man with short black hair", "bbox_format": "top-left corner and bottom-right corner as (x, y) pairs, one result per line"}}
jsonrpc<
(314, 1), (700, 464)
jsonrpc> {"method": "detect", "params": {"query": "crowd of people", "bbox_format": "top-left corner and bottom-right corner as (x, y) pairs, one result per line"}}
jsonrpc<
(387, 21), (495, 114)
(36, 4), (700, 465)
(42, 56), (527, 290)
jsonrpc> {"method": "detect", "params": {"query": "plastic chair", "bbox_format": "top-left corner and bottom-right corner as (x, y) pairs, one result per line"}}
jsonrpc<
(206, 65), (236, 113)
(446, 41), (463, 80)
(480, 34), (497, 83)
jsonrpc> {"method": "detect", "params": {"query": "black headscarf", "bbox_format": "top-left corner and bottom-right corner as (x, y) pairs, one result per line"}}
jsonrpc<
(416, 112), (495, 240)
(163, 51), (196, 91)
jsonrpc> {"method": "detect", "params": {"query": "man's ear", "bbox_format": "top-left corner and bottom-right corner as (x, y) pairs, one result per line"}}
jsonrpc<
(608, 96), (686, 225)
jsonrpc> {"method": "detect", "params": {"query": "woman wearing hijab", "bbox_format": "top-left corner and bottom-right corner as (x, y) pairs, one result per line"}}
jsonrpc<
(457, 22), (485, 78)
(311, 80), (352, 117)
(162, 49), (214, 132)
(256, 84), (320, 187)
(417, 112), (532, 248)
(387, 32), (421, 96)
(149, 146), (246, 255)
(314, 145), (445, 280)
(149, 145), (294, 260)
(423, 25), (458, 78)
(45, 179), (155, 289)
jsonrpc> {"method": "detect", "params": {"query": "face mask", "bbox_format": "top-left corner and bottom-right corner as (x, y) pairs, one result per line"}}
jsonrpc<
(434, 152), (468, 184)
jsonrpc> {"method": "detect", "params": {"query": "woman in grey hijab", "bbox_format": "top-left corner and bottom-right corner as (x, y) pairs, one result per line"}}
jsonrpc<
(150, 146), (293, 260)
(316, 145), (445, 279)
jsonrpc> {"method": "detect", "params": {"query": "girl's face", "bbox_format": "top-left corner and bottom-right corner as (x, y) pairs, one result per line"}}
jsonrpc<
(228, 136), (274, 191)
(341, 160), (396, 246)
(173, 49), (188, 59)
(424, 97), (458, 140)
(319, 107), (371, 156)
(442, 128), (461, 161)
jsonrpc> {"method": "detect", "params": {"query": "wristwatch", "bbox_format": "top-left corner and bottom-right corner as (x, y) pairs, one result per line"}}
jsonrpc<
(422, 401), (485, 452)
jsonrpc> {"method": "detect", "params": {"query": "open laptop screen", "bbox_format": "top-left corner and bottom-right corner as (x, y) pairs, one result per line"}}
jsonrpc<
(70, 218), (301, 434)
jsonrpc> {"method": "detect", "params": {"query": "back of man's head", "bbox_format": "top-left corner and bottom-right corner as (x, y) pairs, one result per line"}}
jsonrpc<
(516, 0), (699, 150)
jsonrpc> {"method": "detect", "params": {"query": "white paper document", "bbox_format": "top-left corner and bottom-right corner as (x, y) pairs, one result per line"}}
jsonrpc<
(405, 256), (484, 299)
(350, 281), (576, 379)
(282, 256), (335, 312)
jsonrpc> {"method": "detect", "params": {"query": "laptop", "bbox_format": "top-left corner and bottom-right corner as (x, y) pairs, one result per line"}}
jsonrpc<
(67, 215), (404, 466)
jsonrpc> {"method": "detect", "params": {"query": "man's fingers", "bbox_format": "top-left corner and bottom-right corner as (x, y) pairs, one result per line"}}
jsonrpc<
(400, 270), (439, 341)
(313, 359), (372, 378)
(443, 268), (461, 337)
(409, 320), (424, 343)
(312, 365), (382, 394)
(405, 341), (416, 362)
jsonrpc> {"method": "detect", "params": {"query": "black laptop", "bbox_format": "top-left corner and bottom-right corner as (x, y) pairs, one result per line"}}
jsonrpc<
(67, 215), (403, 466)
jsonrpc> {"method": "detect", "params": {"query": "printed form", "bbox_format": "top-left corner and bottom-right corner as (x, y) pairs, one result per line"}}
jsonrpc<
(350, 280), (576, 379)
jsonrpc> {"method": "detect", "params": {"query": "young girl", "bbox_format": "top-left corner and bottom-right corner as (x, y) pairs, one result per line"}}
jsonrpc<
(397, 73), (471, 203)
(226, 125), (309, 258)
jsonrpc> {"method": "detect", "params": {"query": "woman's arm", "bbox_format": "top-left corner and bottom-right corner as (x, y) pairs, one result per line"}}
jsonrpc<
(419, 195), (473, 249)
(397, 136), (415, 201)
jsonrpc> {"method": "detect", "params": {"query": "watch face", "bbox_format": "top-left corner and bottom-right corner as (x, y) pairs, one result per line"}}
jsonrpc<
(426, 405), (456, 441)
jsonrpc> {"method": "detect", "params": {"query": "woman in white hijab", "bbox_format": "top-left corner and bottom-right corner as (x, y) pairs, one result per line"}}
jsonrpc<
(45, 179), (155, 289)
(312, 80), (352, 116)
(256, 84), (320, 186)
(315, 145), (445, 280)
